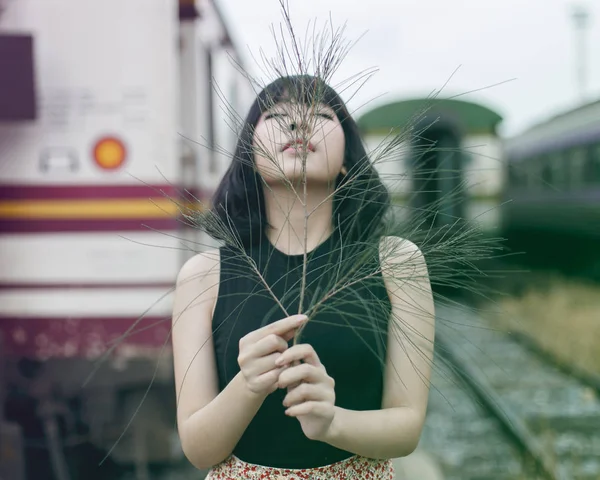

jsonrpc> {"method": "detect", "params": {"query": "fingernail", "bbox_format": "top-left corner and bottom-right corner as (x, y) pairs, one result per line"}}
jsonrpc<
(296, 315), (308, 324)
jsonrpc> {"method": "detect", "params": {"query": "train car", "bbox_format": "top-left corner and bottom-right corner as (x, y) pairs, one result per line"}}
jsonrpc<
(0, 1), (252, 478)
(356, 97), (505, 235)
(501, 98), (600, 278)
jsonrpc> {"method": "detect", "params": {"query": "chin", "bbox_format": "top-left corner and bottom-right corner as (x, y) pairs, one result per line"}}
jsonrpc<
(283, 169), (341, 187)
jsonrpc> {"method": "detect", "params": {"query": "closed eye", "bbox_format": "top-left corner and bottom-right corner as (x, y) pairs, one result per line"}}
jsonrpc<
(264, 112), (287, 120)
(316, 112), (334, 120)
(264, 112), (334, 121)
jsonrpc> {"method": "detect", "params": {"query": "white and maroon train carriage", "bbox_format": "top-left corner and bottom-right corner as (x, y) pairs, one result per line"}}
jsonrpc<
(0, 1), (251, 478)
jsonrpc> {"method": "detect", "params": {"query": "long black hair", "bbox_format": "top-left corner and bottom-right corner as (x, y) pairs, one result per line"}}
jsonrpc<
(207, 75), (391, 248)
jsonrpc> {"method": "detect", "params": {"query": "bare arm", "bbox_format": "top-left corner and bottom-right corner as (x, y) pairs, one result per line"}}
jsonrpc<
(171, 250), (307, 469)
(171, 250), (262, 469)
(179, 372), (269, 469)
(323, 236), (435, 458)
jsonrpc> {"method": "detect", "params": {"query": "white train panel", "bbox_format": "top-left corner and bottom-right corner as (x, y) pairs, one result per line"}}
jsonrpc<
(0, 232), (183, 284)
(0, 287), (173, 317)
(462, 134), (504, 197)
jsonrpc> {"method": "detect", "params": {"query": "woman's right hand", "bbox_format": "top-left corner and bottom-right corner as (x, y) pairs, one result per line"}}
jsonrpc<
(237, 314), (308, 396)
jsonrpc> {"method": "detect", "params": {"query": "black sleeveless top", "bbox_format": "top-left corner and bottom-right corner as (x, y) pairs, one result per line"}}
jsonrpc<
(211, 226), (392, 468)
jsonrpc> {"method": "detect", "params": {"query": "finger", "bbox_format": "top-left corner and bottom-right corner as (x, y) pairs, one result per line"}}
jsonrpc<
(248, 351), (288, 377)
(285, 401), (328, 417)
(278, 364), (322, 389)
(239, 336), (286, 370)
(246, 314), (308, 343)
(275, 343), (321, 368)
(252, 366), (288, 392)
(280, 326), (300, 343)
(252, 334), (290, 358)
(283, 383), (332, 407)
(286, 359), (302, 389)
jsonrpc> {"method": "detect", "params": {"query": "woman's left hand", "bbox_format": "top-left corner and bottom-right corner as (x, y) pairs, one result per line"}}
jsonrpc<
(275, 343), (336, 442)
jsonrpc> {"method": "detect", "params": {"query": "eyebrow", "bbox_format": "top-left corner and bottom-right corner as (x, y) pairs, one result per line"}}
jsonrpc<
(264, 104), (335, 116)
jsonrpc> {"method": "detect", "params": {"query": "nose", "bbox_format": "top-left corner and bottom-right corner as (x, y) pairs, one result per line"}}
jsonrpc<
(288, 115), (312, 135)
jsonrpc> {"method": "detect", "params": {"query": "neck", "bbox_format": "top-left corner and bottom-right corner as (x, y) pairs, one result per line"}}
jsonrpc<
(262, 182), (335, 255)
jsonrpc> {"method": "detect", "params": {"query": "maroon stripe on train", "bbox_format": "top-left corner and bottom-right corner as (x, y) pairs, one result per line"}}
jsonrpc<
(0, 218), (185, 234)
(0, 316), (173, 359)
(0, 282), (175, 290)
(0, 184), (209, 201)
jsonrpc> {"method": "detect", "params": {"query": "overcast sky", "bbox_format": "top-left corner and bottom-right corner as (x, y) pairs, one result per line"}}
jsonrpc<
(217, 0), (600, 137)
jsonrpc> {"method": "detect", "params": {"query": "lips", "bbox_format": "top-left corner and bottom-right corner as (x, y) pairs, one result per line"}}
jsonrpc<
(282, 139), (315, 152)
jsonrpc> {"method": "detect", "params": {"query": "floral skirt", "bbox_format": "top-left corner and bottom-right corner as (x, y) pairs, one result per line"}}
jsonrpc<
(204, 453), (395, 480)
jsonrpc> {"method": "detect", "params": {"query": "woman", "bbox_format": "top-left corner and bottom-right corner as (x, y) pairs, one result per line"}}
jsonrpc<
(171, 75), (435, 479)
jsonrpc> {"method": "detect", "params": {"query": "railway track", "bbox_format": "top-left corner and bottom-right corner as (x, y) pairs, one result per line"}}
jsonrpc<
(419, 304), (600, 480)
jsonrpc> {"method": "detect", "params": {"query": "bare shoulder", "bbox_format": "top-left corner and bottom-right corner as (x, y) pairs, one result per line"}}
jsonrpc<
(176, 248), (221, 284)
(174, 248), (221, 320)
(378, 235), (426, 270)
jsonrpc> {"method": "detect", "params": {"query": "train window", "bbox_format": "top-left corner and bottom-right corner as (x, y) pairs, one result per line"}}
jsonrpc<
(0, 34), (37, 120)
(527, 156), (542, 190)
(514, 161), (528, 188)
(593, 144), (600, 183)
(549, 151), (565, 188)
(563, 151), (572, 187)
(540, 155), (553, 188)
(582, 145), (595, 185)
(569, 147), (587, 188)
(507, 162), (518, 187)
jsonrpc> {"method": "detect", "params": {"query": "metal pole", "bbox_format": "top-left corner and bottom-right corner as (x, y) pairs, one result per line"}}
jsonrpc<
(571, 5), (590, 102)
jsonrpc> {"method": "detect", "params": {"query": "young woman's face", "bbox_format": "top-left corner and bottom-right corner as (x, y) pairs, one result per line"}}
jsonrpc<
(252, 101), (345, 186)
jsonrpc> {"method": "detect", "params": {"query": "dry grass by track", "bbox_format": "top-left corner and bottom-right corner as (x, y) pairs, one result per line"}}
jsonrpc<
(486, 273), (600, 378)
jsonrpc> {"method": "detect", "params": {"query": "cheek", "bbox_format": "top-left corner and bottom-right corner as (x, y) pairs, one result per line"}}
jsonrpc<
(253, 126), (281, 164)
(253, 124), (281, 152)
(252, 126), (287, 179)
(322, 126), (345, 167)
(332, 128), (345, 153)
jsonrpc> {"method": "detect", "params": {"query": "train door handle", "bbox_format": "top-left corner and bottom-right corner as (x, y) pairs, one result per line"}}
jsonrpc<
(39, 147), (79, 173)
